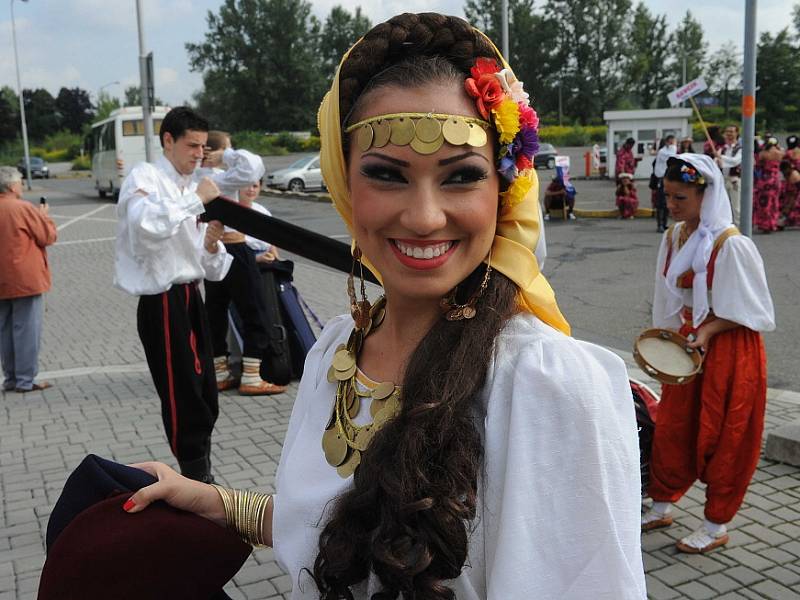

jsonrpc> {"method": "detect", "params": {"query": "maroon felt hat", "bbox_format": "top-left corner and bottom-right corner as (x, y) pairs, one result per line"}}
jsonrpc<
(38, 493), (251, 600)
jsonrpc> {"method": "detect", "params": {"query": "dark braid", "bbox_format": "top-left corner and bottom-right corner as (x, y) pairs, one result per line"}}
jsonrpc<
(313, 14), (515, 600)
(338, 13), (496, 124)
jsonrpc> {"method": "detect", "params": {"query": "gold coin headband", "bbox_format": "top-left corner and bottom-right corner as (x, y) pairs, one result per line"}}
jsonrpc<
(344, 112), (491, 155)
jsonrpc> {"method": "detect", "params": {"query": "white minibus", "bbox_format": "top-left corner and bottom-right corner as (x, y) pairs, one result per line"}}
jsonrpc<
(88, 106), (168, 198)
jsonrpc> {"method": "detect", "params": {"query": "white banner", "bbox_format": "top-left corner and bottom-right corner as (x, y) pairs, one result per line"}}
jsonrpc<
(667, 77), (708, 107)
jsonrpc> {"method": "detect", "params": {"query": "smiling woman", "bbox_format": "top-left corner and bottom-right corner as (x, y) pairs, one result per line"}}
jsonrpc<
(122, 12), (646, 600)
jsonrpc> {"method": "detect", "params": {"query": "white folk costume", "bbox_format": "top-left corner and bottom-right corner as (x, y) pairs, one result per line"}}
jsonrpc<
(262, 22), (647, 599)
(272, 313), (646, 599)
(649, 153), (775, 528)
(115, 154), (232, 480)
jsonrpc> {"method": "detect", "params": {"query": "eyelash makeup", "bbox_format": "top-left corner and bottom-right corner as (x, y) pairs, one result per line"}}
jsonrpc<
(359, 164), (489, 185)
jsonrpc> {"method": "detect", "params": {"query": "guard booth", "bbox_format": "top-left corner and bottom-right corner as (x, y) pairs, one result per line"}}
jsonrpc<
(603, 108), (692, 179)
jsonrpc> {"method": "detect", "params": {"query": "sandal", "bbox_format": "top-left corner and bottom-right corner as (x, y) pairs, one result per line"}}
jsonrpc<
(676, 525), (729, 554)
(238, 380), (288, 396)
(15, 381), (53, 393)
(641, 506), (673, 531)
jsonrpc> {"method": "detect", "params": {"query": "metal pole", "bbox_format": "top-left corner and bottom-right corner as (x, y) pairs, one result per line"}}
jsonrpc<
(740, 0), (757, 237)
(501, 0), (509, 59)
(135, 0), (153, 162)
(11, 0), (32, 191)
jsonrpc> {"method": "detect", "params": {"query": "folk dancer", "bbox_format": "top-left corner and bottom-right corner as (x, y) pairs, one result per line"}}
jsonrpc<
(115, 107), (232, 483)
(643, 154), (775, 554)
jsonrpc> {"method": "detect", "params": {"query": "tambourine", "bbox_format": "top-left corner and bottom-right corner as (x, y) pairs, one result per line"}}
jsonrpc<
(633, 328), (703, 385)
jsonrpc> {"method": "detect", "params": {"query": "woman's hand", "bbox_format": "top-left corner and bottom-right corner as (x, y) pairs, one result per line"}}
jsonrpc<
(122, 461), (226, 528)
(256, 248), (279, 263)
(686, 327), (712, 351)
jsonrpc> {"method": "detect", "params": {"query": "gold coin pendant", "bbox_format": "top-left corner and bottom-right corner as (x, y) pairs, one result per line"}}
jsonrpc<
(322, 428), (348, 467)
(356, 124), (374, 152)
(372, 120), (391, 147)
(442, 117), (471, 146)
(390, 118), (415, 145)
(415, 117), (442, 143)
(467, 123), (488, 147)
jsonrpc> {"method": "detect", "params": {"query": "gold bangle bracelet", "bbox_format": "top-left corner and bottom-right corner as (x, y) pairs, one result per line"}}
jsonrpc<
(211, 484), (272, 547)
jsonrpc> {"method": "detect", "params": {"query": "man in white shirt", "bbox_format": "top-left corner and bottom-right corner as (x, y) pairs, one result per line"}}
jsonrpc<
(717, 125), (742, 225)
(115, 107), (239, 483)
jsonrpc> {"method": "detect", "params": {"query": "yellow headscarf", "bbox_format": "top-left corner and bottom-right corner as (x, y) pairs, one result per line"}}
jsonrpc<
(318, 30), (571, 336)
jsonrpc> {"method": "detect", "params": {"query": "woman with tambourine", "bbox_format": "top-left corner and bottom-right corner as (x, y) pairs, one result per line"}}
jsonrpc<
(642, 154), (775, 554)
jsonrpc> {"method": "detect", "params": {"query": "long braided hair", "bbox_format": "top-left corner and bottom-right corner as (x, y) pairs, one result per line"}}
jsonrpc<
(313, 13), (519, 599)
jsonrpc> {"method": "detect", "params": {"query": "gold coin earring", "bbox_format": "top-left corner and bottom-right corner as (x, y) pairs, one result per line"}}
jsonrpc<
(440, 249), (493, 321)
(349, 244), (372, 330)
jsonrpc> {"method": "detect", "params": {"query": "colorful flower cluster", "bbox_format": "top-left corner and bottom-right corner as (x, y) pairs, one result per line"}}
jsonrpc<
(679, 165), (705, 186)
(465, 57), (540, 207)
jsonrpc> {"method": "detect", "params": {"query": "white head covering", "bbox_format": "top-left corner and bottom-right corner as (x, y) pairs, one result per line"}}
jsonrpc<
(663, 153), (733, 326)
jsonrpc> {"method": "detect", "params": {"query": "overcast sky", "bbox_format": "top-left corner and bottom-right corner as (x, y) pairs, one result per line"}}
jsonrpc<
(0, 0), (791, 108)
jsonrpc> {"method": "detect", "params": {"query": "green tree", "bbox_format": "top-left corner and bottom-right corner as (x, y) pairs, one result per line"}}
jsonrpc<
(624, 3), (671, 109)
(123, 85), (165, 107)
(542, 0), (633, 124)
(706, 42), (741, 118)
(756, 29), (800, 130)
(23, 88), (59, 141)
(0, 86), (19, 143)
(187, 0), (326, 132)
(55, 87), (94, 133)
(793, 3), (800, 39)
(464, 0), (562, 122)
(318, 6), (371, 80)
(95, 91), (121, 121)
(670, 11), (707, 89)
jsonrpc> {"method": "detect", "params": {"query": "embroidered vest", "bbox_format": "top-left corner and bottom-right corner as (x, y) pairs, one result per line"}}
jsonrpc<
(663, 224), (740, 289)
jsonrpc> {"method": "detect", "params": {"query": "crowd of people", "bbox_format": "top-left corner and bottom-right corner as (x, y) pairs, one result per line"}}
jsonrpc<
(614, 127), (800, 234)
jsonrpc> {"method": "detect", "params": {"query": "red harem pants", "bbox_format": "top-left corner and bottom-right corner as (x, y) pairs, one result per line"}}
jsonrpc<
(648, 322), (767, 524)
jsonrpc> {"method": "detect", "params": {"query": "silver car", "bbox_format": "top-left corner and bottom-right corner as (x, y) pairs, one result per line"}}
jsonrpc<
(265, 154), (324, 192)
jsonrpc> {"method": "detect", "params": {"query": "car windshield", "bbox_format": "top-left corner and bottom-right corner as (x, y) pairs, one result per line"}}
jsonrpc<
(21, 157), (43, 165)
(288, 155), (316, 169)
(540, 144), (555, 153)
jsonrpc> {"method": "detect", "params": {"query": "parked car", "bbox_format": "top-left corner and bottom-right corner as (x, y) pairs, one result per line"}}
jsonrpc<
(265, 154), (323, 192)
(17, 156), (50, 179)
(534, 143), (557, 169)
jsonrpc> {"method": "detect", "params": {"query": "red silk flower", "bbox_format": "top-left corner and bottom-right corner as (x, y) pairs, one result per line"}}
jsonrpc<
(465, 75), (505, 120)
(515, 154), (533, 171)
(470, 57), (500, 80)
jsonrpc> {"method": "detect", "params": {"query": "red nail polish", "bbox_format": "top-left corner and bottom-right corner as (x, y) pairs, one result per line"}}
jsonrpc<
(123, 498), (136, 512)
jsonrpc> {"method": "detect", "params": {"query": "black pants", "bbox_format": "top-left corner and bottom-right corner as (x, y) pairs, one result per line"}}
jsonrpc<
(655, 180), (669, 230)
(205, 242), (268, 358)
(137, 283), (218, 464)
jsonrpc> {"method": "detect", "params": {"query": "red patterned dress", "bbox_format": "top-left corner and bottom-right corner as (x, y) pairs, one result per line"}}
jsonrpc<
(784, 149), (800, 171)
(616, 184), (639, 218)
(616, 147), (636, 178)
(753, 158), (781, 232)
(781, 175), (800, 227)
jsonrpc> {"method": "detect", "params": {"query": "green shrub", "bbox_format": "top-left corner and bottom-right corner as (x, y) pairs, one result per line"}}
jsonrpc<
(71, 155), (91, 170)
(42, 130), (82, 160)
(301, 136), (321, 151)
(43, 149), (70, 162)
(539, 125), (607, 146)
(272, 131), (305, 152)
(231, 130), (289, 156)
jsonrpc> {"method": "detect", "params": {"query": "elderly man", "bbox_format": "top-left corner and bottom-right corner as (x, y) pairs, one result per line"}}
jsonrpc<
(0, 166), (57, 393)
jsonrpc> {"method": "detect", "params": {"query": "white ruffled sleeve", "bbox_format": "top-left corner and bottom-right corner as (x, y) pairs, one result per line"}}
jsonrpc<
(480, 318), (646, 599)
(652, 229), (681, 329)
(711, 236), (775, 332)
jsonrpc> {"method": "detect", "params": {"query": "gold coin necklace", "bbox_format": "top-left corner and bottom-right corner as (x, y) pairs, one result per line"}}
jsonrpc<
(322, 296), (401, 478)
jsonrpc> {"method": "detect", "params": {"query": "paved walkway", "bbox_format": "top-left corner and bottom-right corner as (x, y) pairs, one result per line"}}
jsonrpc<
(1, 255), (799, 599)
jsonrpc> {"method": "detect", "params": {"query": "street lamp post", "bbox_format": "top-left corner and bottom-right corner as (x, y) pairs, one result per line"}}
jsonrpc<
(10, 0), (32, 191)
(98, 80), (120, 101)
(135, 0), (154, 163)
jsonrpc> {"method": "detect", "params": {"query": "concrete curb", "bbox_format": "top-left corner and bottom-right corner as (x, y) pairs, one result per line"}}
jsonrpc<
(52, 171), (92, 180)
(261, 189), (657, 219)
